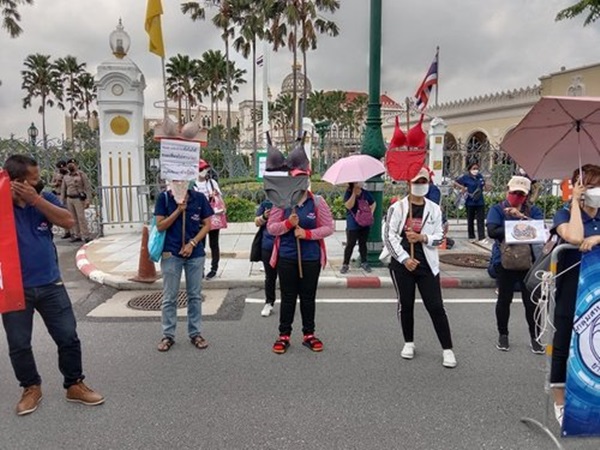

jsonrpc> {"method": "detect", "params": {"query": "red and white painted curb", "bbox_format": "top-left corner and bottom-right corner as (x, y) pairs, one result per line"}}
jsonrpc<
(319, 276), (465, 289)
(76, 244), (107, 285)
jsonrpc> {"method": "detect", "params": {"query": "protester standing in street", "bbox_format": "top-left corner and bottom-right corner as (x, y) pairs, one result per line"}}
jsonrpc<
(255, 199), (277, 317)
(194, 159), (224, 280)
(455, 162), (486, 242)
(154, 184), (213, 352)
(340, 182), (375, 274)
(2, 155), (104, 416)
(384, 167), (457, 368)
(550, 164), (600, 425)
(60, 158), (92, 243)
(267, 189), (334, 354)
(486, 176), (544, 353)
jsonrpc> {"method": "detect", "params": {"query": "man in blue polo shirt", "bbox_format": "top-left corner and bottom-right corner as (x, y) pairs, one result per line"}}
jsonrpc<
(2, 155), (104, 416)
(154, 184), (213, 352)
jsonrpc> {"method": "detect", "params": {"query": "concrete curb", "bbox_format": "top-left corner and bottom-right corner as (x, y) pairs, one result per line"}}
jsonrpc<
(75, 243), (496, 290)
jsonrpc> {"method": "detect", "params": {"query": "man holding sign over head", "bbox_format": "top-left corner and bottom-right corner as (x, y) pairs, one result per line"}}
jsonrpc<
(155, 140), (213, 352)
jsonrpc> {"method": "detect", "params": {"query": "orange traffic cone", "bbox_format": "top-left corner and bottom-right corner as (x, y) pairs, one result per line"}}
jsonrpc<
(129, 225), (159, 283)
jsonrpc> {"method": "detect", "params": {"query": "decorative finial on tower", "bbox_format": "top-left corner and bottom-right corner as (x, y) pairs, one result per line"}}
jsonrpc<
(109, 18), (131, 59)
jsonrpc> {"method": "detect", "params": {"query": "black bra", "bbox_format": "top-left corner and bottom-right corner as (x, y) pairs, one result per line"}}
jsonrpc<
(265, 132), (310, 173)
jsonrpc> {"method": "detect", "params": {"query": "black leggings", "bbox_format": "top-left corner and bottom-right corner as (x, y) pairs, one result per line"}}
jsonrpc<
(202, 229), (220, 271)
(467, 205), (485, 240)
(277, 258), (321, 336)
(343, 227), (369, 265)
(261, 248), (278, 305)
(550, 265), (579, 384)
(494, 264), (539, 339)
(389, 258), (453, 349)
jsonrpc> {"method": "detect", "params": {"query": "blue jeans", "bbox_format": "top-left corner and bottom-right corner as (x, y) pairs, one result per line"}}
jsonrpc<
(1, 282), (83, 389)
(160, 255), (204, 340)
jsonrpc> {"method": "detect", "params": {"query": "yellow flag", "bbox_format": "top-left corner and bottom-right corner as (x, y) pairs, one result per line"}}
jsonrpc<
(145, 0), (165, 57)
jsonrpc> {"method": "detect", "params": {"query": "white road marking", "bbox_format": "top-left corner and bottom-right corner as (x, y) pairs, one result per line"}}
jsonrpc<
(245, 298), (516, 304)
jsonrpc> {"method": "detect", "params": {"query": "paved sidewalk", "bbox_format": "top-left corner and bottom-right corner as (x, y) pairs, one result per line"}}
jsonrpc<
(76, 220), (496, 290)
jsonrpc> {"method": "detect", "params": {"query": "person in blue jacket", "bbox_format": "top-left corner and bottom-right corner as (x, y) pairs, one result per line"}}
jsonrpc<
(254, 199), (277, 317)
(341, 182), (376, 274)
(455, 162), (486, 242)
(486, 176), (544, 354)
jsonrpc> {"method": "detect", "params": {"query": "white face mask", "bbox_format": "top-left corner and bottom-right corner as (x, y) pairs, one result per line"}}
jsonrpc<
(470, 169), (479, 176)
(584, 187), (600, 208)
(411, 183), (429, 197)
(198, 169), (208, 178)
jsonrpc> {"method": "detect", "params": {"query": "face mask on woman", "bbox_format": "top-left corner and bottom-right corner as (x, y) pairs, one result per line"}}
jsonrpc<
(506, 192), (526, 208)
(584, 187), (600, 208)
(198, 169), (208, 178)
(411, 183), (429, 197)
(470, 169), (479, 176)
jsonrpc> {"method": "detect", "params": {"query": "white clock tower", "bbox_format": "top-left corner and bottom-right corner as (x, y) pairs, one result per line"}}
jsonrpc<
(96, 19), (147, 234)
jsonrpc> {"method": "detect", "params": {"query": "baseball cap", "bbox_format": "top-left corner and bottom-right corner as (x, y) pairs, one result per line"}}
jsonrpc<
(410, 167), (430, 183)
(507, 176), (531, 194)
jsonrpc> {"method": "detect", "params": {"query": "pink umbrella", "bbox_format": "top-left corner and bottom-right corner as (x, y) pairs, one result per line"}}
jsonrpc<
(322, 154), (385, 185)
(501, 96), (600, 179)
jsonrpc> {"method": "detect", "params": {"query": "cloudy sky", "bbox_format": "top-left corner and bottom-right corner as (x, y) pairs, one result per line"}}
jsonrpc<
(1, 0), (599, 140)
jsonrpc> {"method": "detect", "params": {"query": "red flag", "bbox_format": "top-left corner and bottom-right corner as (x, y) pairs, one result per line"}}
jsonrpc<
(0, 170), (25, 314)
(385, 149), (427, 181)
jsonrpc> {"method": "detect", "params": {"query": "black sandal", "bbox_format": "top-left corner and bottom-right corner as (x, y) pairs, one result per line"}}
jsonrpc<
(157, 337), (175, 352)
(272, 335), (290, 354)
(302, 334), (323, 352)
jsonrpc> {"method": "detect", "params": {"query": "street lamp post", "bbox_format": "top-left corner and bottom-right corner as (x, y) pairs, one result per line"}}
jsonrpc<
(360, 0), (386, 265)
(315, 120), (331, 173)
(28, 122), (38, 147)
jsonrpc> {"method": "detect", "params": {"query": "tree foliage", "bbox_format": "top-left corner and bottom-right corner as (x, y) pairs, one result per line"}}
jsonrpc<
(556, 0), (600, 25)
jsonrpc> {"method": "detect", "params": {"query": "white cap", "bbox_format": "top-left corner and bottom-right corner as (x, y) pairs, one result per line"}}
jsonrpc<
(410, 167), (430, 182)
(507, 176), (531, 194)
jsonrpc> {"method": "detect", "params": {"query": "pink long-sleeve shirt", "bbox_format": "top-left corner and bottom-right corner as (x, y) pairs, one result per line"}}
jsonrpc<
(267, 193), (334, 268)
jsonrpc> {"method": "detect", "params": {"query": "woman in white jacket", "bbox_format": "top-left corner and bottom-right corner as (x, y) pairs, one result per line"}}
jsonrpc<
(384, 167), (457, 368)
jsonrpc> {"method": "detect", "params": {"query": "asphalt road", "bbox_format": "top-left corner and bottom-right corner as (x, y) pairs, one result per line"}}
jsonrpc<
(0, 243), (598, 449)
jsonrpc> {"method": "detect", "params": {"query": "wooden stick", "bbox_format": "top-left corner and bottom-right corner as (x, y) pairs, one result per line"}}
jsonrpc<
(409, 181), (414, 259)
(293, 206), (303, 278)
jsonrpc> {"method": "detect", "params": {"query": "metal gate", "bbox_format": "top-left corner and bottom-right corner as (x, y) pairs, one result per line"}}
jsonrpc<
(0, 135), (102, 235)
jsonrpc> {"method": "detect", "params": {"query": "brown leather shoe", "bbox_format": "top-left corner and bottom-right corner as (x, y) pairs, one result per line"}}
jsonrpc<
(16, 384), (42, 416)
(66, 380), (105, 406)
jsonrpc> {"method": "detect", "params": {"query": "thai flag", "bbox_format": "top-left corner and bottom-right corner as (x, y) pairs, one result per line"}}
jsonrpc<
(414, 53), (438, 111)
(256, 55), (264, 67)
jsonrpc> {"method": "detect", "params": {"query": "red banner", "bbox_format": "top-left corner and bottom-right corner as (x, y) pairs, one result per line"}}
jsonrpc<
(0, 170), (25, 314)
(385, 149), (427, 181)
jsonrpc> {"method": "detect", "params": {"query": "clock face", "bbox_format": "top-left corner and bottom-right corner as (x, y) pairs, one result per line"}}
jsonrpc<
(110, 115), (130, 135)
(111, 84), (124, 96)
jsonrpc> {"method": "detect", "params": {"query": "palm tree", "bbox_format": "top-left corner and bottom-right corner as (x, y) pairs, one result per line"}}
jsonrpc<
(1, 0), (33, 37)
(182, 0), (242, 143)
(75, 72), (96, 122)
(271, 93), (294, 151)
(198, 49), (227, 125)
(55, 55), (86, 137)
(296, 1), (340, 113)
(21, 53), (63, 148)
(232, 0), (269, 162)
(556, 0), (600, 25)
(166, 54), (200, 126)
(267, 1), (339, 137)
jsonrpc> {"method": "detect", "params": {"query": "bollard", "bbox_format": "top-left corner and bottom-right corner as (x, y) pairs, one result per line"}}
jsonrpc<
(129, 225), (159, 283)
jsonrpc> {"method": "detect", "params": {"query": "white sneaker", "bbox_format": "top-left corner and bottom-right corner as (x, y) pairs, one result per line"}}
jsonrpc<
(401, 343), (415, 359)
(261, 303), (274, 317)
(442, 349), (457, 368)
(554, 403), (564, 426)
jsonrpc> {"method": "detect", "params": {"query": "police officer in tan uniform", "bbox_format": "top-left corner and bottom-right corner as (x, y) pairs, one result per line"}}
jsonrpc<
(60, 158), (92, 243)
(51, 160), (71, 239)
